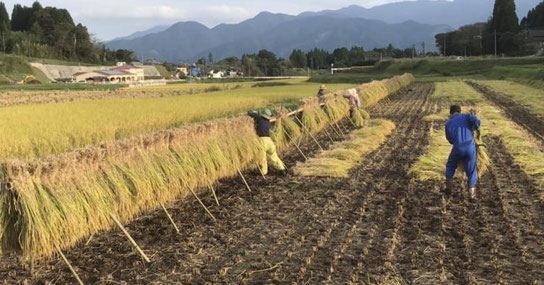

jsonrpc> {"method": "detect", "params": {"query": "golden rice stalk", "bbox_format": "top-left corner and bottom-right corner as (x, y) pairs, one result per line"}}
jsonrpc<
(0, 117), (261, 260)
(294, 119), (395, 177)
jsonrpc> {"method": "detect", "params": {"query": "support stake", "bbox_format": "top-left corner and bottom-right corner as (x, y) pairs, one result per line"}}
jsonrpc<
(56, 245), (84, 285)
(208, 183), (220, 206)
(255, 163), (267, 180)
(282, 127), (308, 161)
(236, 166), (253, 192)
(189, 187), (217, 221)
(110, 213), (151, 263)
(160, 203), (180, 234)
(294, 116), (324, 151)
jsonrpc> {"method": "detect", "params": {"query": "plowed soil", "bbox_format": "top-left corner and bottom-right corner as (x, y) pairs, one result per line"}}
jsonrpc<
(467, 81), (544, 144)
(1, 83), (543, 284)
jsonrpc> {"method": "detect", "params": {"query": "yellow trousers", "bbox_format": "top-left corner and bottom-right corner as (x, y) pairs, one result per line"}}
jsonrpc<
(258, 137), (286, 175)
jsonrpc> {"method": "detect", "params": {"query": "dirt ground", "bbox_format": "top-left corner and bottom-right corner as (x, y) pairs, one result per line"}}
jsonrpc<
(1, 84), (543, 284)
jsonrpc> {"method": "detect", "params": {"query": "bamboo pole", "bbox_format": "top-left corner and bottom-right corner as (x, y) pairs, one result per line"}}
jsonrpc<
(236, 166), (253, 192)
(56, 245), (84, 285)
(109, 213), (151, 263)
(208, 183), (220, 206)
(328, 121), (343, 137)
(160, 203), (180, 234)
(322, 125), (336, 143)
(255, 163), (267, 180)
(294, 116), (324, 151)
(282, 127), (308, 161)
(188, 187), (217, 221)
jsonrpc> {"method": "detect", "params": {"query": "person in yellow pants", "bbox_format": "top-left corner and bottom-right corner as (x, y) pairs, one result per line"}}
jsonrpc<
(248, 109), (287, 176)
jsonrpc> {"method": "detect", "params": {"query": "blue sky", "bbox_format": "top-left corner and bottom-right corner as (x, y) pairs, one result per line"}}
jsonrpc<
(2, 0), (418, 40)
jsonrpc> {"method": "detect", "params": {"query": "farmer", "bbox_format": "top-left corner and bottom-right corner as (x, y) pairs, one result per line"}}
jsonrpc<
(317, 85), (327, 100)
(343, 88), (361, 118)
(445, 105), (481, 199)
(248, 109), (287, 176)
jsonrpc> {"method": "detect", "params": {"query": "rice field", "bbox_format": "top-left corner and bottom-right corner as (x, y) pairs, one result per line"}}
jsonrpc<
(0, 80), (353, 160)
(2, 74), (544, 284)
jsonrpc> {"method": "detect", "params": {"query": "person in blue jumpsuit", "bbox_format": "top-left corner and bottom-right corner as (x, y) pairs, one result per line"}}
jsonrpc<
(445, 105), (481, 199)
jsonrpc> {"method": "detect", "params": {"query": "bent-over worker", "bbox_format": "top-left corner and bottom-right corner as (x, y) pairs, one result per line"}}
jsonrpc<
(248, 109), (287, 176)
(445, 105), (481, 199)
(343, 88), (361, 118)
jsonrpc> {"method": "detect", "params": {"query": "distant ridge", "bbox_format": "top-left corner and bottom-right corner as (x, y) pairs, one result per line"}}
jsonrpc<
(106, 0), (539, 62)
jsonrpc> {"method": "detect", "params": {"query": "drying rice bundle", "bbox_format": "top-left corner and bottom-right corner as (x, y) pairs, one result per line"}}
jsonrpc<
(356, 73), (414, 108)
(0, 117), (261, 260)
(300, 98), (329, 133)
(322, 96), (350, 123)
(360, 109), (371, 120)
(271, 108), (303, 151)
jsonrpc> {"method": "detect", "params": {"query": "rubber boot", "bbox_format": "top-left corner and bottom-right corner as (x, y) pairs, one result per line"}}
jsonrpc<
(444, 178), (453, 196)
(469, 186), (477, 200)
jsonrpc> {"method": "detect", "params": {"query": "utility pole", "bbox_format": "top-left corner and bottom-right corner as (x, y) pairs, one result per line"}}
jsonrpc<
(421, 41), (425, 57)
(412, 44), (415, 58)
(444, 37), (447, 57)
(494, 29), (497, 57)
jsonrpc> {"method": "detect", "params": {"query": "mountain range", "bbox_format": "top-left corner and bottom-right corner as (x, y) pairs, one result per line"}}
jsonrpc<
(106, 0), (539, 63)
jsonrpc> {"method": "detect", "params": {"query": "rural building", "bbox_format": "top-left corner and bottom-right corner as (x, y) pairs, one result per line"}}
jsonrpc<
(528, 28), (544, 42)
(72, 65), (145, 83)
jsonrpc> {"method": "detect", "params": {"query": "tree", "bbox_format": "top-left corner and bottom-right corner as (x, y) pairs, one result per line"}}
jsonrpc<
(487, 0), (520, 54)
(521, 2), (544, 29)
(207, 52), (214, 66)
(289, 49), (307, 68)
(332, 47), (349, 66)
(0, 2), (10, 52)
(489, 0), (520, 33)
(255, 49), (281, 76)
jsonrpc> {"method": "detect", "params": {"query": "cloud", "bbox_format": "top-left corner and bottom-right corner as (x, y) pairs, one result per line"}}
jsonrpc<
(78, 4), (187, 19)
(195, 5), (253, 25)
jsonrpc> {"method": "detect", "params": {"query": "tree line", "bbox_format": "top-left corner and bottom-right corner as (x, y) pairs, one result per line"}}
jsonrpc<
(202, 44), (435, 77)
(435, 0), (543, 57)
(0, 1), (136, 63)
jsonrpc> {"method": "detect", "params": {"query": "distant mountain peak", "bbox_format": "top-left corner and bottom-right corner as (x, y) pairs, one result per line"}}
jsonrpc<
(106, 0), (539, 62)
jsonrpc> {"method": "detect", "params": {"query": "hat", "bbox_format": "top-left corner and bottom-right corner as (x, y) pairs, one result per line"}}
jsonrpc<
(260, 108), (273, 120)
(320, 85), (327, 90)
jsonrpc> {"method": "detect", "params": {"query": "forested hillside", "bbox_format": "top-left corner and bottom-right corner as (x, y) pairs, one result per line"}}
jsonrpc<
(0, 1), (135, 64)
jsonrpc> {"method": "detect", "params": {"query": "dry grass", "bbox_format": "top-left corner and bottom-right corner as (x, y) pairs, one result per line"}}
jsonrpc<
(294, 119), (396, 177)
(476, 80), (544, 116)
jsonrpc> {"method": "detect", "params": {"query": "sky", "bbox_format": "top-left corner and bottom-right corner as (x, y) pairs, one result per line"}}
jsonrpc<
(1, 0), (424, 41)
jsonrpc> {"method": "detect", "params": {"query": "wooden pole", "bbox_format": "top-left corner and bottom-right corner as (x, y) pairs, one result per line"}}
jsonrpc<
(321, 124), (336, 143)
(56, 245), (84, 285)
(208, 183), (220, 206)
(282, 127), (308, 161)
(255, 163), (267, 180)
(189, 187), (217, 221)
(236, 166), (253, 192)
(109, 213), (151, 263)
(294, 116), (324, 151)
(328, 121), (343, 137)
(160, 203), (180, 234)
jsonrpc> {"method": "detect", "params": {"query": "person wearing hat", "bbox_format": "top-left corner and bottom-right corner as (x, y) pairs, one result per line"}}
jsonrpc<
(248, 108), (287, 176)
(317, 85), (327, 101)
(343, 88), (361, 118)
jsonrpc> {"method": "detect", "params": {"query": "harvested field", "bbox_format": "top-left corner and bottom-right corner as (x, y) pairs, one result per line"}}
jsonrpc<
(2, 82), (542, 284)
(468, 81), (544, 143)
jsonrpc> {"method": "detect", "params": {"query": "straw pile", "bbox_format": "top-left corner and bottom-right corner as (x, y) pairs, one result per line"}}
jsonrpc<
(294, 119), (396, 177)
